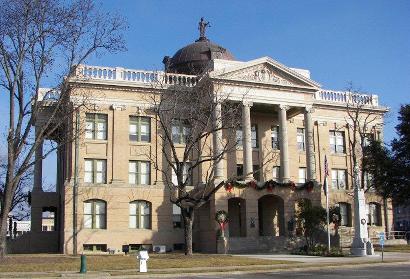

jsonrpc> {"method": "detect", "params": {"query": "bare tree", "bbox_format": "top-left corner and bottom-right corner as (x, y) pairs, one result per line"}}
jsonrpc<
(146, 77), (277, 255)
(0, 156), (31, 221)
(0, 0), (126, 257)
(344, 85), (384, 188)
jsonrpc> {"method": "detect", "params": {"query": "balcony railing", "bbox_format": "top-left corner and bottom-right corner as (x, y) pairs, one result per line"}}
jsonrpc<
(74, 65), (198, 87)
(315, 90), (379, 107)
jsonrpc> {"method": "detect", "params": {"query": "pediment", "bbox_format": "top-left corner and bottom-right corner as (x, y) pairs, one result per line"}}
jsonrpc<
(211, 57), (321, 89)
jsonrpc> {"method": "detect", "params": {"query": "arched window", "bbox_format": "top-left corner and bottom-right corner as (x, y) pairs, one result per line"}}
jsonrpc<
(338, 202), (352, 227)
(129, 200), (151, 229)
(83, 200), (106, 229)
(367, 203), (382, 226)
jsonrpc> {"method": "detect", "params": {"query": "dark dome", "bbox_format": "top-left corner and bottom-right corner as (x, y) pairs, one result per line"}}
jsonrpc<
(164, 37), (235, 75)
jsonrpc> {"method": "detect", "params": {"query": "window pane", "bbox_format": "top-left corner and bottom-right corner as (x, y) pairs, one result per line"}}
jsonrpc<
(96, 161), (103, 171)
(251, 125), (258, 148)
(236, 129), (243, 147)
(96, 122), (106, 139)
(84, 215), (92, 228)
(129, 215), (136, 228)
(85, 122), (94, 139)
(95, 202), (105, 214)
(84, 202), (92, 214)
(172, 125), (180, 143)
(85, 160), (93, 171)
(129, 124), (137, 134)
(96, 173), (103, 183)
(298, 168), (306, 183)
(129, 203), (137, 215)
(96, 214), (105, 229)
(129, 162), (136, 173)
(141, 215), (150, 229)
(140, 174), (149, 185)
(84, 172), (93, 183)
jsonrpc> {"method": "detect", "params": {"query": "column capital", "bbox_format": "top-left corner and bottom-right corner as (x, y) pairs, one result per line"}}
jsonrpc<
(304, 105), (315, 114)
(279, 104), (290, 111)
(111, 104), (126, 111)
(242, 100), (253, 107)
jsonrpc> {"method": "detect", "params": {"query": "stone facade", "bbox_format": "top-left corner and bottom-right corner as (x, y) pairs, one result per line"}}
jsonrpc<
(24, 46), (391, 255)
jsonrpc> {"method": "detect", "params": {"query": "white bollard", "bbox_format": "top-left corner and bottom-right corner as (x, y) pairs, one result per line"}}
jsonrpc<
(137, 250), (149, 272)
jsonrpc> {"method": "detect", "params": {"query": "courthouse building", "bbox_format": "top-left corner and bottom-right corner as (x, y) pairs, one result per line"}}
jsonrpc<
(13, 25), (391, 254)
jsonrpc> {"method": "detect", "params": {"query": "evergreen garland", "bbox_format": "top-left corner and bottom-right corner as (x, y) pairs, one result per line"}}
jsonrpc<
(224, 179), (314, 193)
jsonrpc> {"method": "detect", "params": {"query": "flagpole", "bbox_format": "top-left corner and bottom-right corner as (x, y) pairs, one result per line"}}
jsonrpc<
(326, 175), (330, 254)
(324, 155), (330, 254)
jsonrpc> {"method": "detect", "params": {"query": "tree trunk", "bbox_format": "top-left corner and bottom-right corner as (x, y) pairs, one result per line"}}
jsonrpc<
(0, 192), (12, 257)
(182, 207), (194, 256)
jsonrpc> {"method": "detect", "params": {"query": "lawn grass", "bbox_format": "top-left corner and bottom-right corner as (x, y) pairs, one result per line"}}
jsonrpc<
(374, 244), (410, 253)
(0, 254), (294, 273)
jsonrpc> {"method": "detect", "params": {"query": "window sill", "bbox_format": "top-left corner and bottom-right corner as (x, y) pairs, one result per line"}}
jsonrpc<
(82, 183), (108, 187)
(129, 141), (151, 145)
(84, 139), (108, 144)
(128, 228), (152, 231)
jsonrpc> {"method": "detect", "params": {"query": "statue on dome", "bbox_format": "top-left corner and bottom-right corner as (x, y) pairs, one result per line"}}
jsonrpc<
(198, 17), (211, 39)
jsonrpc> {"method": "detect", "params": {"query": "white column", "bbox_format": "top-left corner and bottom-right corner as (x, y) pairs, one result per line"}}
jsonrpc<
(304, 106), (316, 181)
(242, 101), (253, 180)
(213, 101), (224, 179)
(33, 129), (43, 192)
(279, 105), (290, 182)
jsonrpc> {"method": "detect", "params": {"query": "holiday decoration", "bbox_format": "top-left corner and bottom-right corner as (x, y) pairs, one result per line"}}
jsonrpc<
(215, 210), (229, 238)
(224, 179), (315, 192)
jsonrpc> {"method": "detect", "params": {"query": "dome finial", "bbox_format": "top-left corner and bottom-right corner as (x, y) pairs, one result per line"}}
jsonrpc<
(198, 17), (211, 41)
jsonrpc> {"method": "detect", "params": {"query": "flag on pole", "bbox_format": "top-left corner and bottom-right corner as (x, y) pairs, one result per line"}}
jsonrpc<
(323, 155), (329, 196)
(324, 155), (331, 253)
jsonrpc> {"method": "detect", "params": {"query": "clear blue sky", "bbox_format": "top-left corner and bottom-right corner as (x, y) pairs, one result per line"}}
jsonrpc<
(1, 0), (409, 186)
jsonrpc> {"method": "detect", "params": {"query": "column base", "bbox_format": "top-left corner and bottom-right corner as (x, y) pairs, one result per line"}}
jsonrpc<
(217, 237), (228, 254)
(350, 237), (367, 256)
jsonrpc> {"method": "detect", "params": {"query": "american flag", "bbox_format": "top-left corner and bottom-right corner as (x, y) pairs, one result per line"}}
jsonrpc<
(324, 155), (329, 196)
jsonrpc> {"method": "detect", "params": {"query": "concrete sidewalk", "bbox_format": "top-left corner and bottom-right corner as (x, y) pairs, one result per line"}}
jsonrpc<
(0, 252), (409, 278)
(234, 251), (410, 263)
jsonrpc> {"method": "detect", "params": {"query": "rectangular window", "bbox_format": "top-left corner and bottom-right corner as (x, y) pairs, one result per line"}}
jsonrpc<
(83, 244), (107, 252)
(253, 165), (260, 181)
(329, 130), (345, 154)
(331, 169), (346, 190)
(173, 204), (182, 228)
(251, 125), (258, 148)
(236, 125), (258, 148)
(236, 164), (260, 181)
(172, 119), (191, 144)
(129, 161), (151, 185)
(172, 162), (192, 185)
(83, 200), (106, 229)
(129, 116), (151, 142)
(236, 164), (243, 178)
(367, 203), (381, 226)
(298, 168), (306, 184)
(129, 201), (151, 229)
(236, 128), (243, 147)
(271, 126), (280, 150)
(84, 159), (106, 184)
(297, 128), (305, 151)
(272, 166), (280, 182)
(85, 113), (107, 140)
